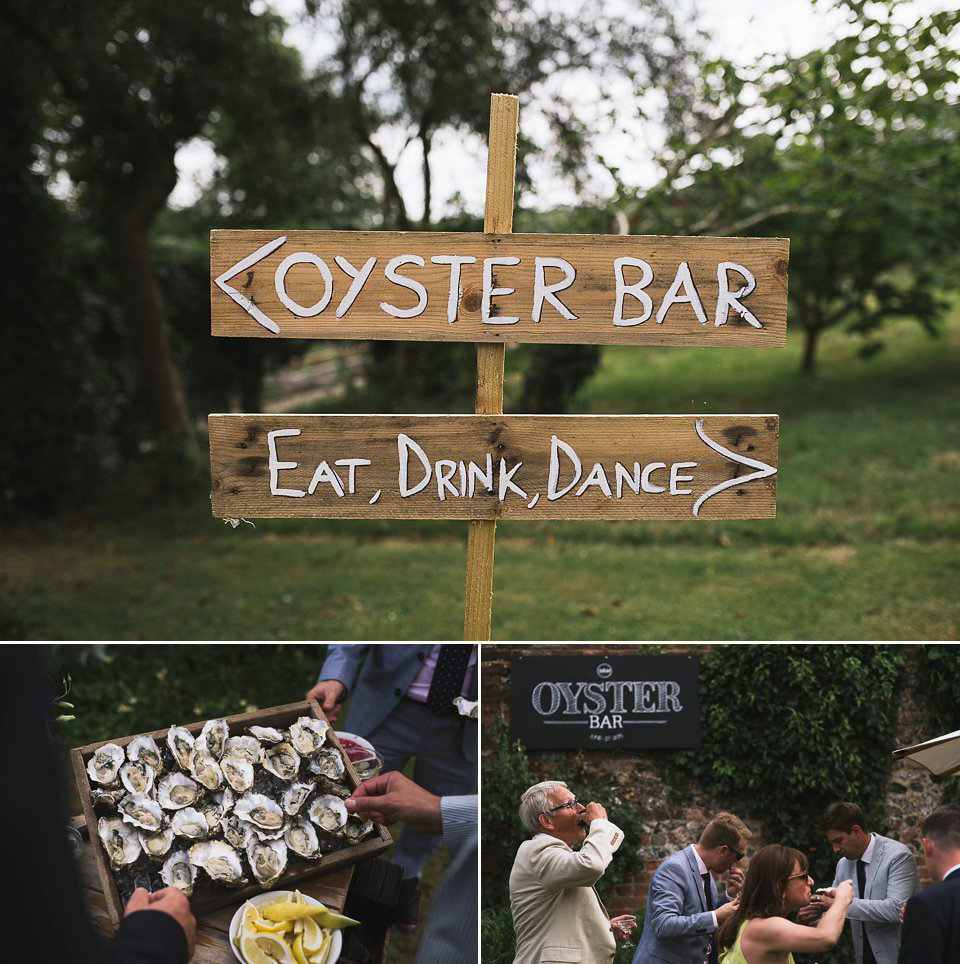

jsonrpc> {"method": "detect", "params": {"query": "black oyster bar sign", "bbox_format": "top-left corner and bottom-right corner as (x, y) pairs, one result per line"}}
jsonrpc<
(511, 654), (700, 749)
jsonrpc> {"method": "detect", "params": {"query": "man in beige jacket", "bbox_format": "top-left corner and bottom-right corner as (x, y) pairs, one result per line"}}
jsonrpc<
(510, 780), (634, 964)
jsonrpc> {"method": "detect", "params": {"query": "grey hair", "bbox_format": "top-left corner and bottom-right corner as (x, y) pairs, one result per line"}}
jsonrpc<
(519, 780), (568, 834)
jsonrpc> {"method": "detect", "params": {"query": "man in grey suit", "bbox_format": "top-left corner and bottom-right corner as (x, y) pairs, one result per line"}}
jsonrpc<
(811, 802), (918, 964)
(307, 643), (477, 878)
(632, 811), (749, 964)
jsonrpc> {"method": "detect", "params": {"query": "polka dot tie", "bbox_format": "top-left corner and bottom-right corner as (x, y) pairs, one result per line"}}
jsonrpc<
(425, 644), (472, 716)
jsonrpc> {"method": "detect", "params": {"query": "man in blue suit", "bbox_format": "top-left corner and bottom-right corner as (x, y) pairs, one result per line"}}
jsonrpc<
(633, 811), (749, 964)
(898, 804), (960, 964)
(813, 802), (918, 964)
(306, 644), (477, 879)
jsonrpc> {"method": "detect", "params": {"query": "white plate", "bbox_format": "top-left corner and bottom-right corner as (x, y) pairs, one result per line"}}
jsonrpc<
(228, 890), (343, 964)
(335, 731), (377, 763)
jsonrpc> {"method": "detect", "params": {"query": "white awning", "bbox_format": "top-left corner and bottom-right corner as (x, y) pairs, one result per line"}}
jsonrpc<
(892, 728), (960, 777)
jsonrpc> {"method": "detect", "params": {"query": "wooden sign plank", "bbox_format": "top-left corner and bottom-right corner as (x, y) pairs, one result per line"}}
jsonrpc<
(211, 231), (788, 347)
(209, 414), (778, 521)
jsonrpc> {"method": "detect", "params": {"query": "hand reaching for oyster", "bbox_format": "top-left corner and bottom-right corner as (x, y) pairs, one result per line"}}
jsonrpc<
(345, 771), (443, 834)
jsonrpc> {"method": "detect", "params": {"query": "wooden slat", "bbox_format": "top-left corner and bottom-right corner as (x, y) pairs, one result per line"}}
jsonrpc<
(209, 413), (778, 521)
(464, 93), (518, 641)
(74, 701), (391, 928)
(210, 230), (788, 347)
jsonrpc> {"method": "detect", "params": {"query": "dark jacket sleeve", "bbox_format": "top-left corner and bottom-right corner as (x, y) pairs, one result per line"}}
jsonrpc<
(897, 893), (940, 963)
(108, 911), (188, 964)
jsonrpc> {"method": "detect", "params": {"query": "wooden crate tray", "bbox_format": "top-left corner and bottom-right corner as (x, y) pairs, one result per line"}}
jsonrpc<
(71, 699), (392, 928)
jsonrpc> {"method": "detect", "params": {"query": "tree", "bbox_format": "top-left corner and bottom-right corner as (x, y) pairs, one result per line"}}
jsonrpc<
(2, 0), (319, 460)
(614, 1), (960, 372)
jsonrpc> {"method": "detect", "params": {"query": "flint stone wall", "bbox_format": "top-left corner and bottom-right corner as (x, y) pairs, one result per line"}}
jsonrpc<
(481, 644), (945, 917)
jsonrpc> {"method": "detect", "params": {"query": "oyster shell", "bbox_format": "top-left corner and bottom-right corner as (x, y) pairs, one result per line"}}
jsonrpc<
(118, 793), (166, 832)
(282, 782), (314, 816)
(189, 840), (245, 884)
(161, 849), (197, 896)
(120, 760), (155, 797)
(221, 756), (254, 793)
(222, 735), (262, 766)
(139, 826), (175, 860)
(98, 816), (140, 869)
(220, 813), (253, 850)
(157, 772), (202, 810)
(171, 806), (210, 840)
(309, 746), (345, 781)
(246, 837), (288, 886)
(289, 717), (329, 757)
(307, 794), (348, 834)
(91, 788), (126, 814)
(200, 798), (225, 832)
(234, 793), (285, 831)
(190, 751), (224, 791)
(127, 734), (163, 773)
(87, 743), (125, 785)
(284, 818), (320, 858)
(198, 718), (229, 761)
(261, 741), (301, 781)
(166, 726), (196, 772)
(342, 817), (375, 843)
(247, 726), (284, 744)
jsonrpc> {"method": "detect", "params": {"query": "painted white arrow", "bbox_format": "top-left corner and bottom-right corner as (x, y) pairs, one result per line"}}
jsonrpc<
(692, 418), (777, 517)
(213, 235), (287, 334)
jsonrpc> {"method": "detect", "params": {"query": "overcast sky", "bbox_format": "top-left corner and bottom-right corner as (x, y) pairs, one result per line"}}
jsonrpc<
(171, 0), (949, 215)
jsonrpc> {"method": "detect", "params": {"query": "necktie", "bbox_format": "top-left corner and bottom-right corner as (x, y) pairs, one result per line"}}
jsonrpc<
(425, 645), (471, 716)
(856, 859), (877, 964)
(702, 872), (717, 964)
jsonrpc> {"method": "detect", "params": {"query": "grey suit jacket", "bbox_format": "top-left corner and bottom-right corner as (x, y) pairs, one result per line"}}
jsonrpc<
(510, 819), (624, 964)
(318, 644), (477, 761)
(832, 833), (919, 964)
(633, 845), (726, 964)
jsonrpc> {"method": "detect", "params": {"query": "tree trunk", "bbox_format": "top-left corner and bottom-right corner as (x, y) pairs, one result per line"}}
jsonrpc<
(107, 209), (197, 453)
(801, 323), (821, 373)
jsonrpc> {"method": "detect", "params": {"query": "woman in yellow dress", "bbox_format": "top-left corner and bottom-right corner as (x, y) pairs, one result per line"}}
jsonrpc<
(716, 844), (854, 964)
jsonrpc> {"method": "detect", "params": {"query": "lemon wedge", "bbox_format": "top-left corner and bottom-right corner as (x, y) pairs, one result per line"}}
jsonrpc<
(242, 901), (262, 929)
(301, 916), (323, 954)
(252, 918), (292, 936)
(262, 902), (328, 922)
(307, 933), (333, 964)
(292, 933), (310, 964)
(241, 932), (296, 964)
(313, 909), (361, 930)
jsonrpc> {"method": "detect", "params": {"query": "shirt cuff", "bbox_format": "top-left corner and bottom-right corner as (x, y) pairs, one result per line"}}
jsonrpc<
(712, 911), (718, 929)
(441, 795), (477, 849)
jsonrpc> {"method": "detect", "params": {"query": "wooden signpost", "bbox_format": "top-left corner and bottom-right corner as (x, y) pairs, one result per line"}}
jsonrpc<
(209, 94), (787, 639)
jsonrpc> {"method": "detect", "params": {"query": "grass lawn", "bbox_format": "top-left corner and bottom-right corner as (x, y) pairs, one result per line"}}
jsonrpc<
(3, 310), (958, 640)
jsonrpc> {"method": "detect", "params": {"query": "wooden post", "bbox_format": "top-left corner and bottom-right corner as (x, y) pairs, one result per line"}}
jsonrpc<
(463, 93), (518, 640)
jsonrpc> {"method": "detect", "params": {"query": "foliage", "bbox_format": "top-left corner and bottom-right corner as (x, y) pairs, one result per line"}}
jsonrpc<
(481, 906), (517, 964)
(658, 645), (907, 963)
(616, 0), (960, 372)
(914, 645), (960, 803)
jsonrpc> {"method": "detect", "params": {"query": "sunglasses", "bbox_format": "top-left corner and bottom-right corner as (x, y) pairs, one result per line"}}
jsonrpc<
(727, 846), (745, 861)
(786, 872), (813, 883)
(547, 797), (580, 813)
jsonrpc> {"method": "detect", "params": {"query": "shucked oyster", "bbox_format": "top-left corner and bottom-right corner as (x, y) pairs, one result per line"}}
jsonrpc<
(87, 743), (125, 785)
(198, 718), (229, 761)
(91, 788), (126, 814)
(282, 782), (315, 817)
(161, 849), (196, 896)
(343, 817), (375, 843)
(190, 751), (224, 791)
(222, 735), (262, 766)
(189, 840), (245, 884)
(139, 826), (175, 860)
(262, 742), (301, 782)
(120, 760), (155, 796)
(309, 747), (345, 781)
(157, 772), (201, 810)
(247, 726), (284, 744)
(289, 717), (329, 757)
(307, 795), (348, 834)
(234, 793), (285, 832)
(220, 813), (253, 850)
(166, 726), (196, 772)
(246, 837), (288, 886)
(118, 793), (165, 832)
(284, 818), (320, 858)
(171, 806), (210, 840)
(98, 816), (140, 869)
(127, 734), (163, 774)
(221, 756), (254, 793)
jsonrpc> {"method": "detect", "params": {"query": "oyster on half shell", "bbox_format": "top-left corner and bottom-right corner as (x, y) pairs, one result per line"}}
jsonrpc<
(284, 818), (320, 858)
(98, 816), (140, 869)
(120, 760), (155, 797)
(157, 772), (201, 810)
(161, 849), (197, 896)
(289, 717), (329, 757)
(126, 734), (163, 774)
(189, 840), (245, 884)
(139, 826), (175, 860)
(118, 793), (165, 832)
(198, 718), (229, 761)
(190, 751), (224, 791)
(87, 743), (125, 785)
(261, 742), (301, 782)
(171, 806), (210, 840)
(234, 792), (284, 831)
(307, 794), (348, 834)
(246, 837), (288, 886)
(166, 726), (196, 772)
